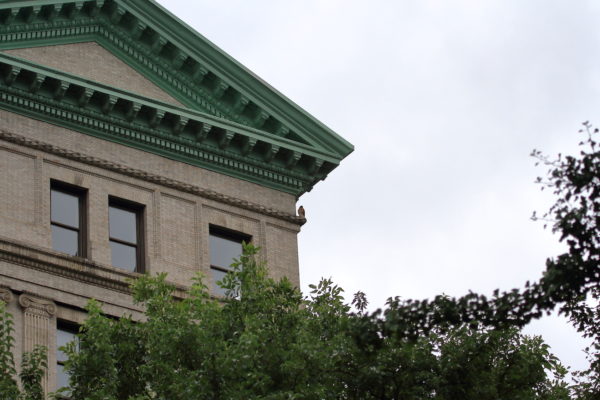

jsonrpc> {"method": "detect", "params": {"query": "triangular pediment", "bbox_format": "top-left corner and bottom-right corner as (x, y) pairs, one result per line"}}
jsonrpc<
(0, 0), (354, 196)
(3, 42), (184, 107)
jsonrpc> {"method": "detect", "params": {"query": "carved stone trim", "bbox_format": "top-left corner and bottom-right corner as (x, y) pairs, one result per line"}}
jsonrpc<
(19, 293), (57, 317)
(0, 12), (313, 143)
(0, 129), (306, 226)
(0, 237), (188, 298)
(2, 248), (129, 295)
(0, 287), (13, 303)
(0, 79), (316, 195)
(0, 0), (356, 198)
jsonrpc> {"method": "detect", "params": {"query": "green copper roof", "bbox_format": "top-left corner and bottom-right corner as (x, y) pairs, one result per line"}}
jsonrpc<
(0, 0), (353, 196)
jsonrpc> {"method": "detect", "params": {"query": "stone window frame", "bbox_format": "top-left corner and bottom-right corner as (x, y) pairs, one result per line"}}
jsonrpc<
(209, 225), (251, 297)
(108, 196), (145, 273)
(50, 180), (88, 258)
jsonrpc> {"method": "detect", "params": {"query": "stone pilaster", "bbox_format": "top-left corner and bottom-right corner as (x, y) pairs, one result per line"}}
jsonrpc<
(19, 293), (56, 396)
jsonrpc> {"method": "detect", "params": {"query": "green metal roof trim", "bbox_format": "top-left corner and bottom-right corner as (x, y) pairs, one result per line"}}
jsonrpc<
(0, 0), (354, 196)
(0, 52), (339, 195)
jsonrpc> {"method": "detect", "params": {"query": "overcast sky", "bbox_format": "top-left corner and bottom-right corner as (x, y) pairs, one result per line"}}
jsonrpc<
(158, 0), (600, 376)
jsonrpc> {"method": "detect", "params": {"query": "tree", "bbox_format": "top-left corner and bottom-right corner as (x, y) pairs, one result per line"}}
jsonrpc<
(0, 125), (597, 399)
(533, 122), (600, 399)
(0, 302), (46, 400)
(52, 246), (569, 400)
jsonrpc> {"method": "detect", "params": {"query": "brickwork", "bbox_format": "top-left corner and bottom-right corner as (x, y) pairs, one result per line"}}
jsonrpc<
(0, 127), (303, 386)
(3, 42), (184, 107)
(0, 126), (301, 283)
(0, 110), (298, 214)
(0, 27), (315, 398)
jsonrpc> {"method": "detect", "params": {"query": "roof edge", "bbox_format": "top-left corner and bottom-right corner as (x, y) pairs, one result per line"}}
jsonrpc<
(0, 52), (340, 196)
(126, 0), (354, 157)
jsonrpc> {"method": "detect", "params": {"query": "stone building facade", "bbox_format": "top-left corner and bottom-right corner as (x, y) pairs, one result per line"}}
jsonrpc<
(0, 0), (353, 395)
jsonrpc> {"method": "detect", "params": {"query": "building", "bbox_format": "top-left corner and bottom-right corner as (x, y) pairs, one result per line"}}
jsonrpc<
(0, 0), (353, 395)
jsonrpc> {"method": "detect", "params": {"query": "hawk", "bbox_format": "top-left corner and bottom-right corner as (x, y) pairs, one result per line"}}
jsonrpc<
(298, 205), (305, 218)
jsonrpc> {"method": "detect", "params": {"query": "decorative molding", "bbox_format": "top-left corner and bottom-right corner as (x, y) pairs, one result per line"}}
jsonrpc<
(0, 129), (306, 225)
(19, 293), (57, 317)
(0, 52), (339, 196)
(0, 237), (188, 299)
(0, 0), (354, 172)
(0, 287), (13, 303)
(2, 243), (130, 295)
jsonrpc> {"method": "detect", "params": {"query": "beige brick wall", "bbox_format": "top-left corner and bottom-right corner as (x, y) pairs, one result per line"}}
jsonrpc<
(0, 116), (302, 394)
(265, 223), (301, 283)
(0, 123), (301, 286)
(3, 42), (184, 107)
(0, 110), (297, 214)
(0, 39), (306, 397)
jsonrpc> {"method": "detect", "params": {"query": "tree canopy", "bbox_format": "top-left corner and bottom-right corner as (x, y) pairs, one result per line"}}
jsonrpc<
(0, 125), (598, 399)
(57, 249), (573, 399)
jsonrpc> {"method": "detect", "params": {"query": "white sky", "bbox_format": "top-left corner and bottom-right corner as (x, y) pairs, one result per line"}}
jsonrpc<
(158, 0), (600, 376)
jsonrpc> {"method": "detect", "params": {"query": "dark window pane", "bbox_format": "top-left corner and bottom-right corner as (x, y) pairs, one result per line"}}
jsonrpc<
(56, 363), (70, 391)
(57, 324), (78, 393)
(110, 241), (137, 272)
(211, 267), (229, 297)
(51, 225), (79, 256)
(51, 190), (79, 228)
(209, 235), (242, 269)
(56, 328), (77, 362)
(109, 206), (137, 243)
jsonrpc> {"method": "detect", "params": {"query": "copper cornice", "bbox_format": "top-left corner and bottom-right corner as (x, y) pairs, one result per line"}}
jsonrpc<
(0, 52), (339, 196)
(0, 0), (354, 160)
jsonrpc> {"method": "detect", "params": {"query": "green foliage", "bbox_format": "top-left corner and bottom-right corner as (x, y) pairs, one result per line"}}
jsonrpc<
(50, 245), (569, 400)
(19, 346), (47, 400)
(0, 126), (597, 399)
(537, 122), (599, 399)
(435, 327), (569, 400)
(0, 301), (19, 400)
(0, 302), (46, 400)
(368, 125), (599, 372)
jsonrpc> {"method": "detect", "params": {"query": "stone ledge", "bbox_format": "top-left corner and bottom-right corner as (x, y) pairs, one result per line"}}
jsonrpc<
(0, 236), (189, 298)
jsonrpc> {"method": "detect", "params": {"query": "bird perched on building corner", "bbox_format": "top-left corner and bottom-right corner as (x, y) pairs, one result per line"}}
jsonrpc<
(298, 205), (305, 218)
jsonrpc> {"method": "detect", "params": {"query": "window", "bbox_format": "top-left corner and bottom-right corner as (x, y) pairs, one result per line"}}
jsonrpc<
(51, 182), (86, 257)
(56, 322), (78, 393)
(109, 198), (144, 272)
(209, 226), (250, 296)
